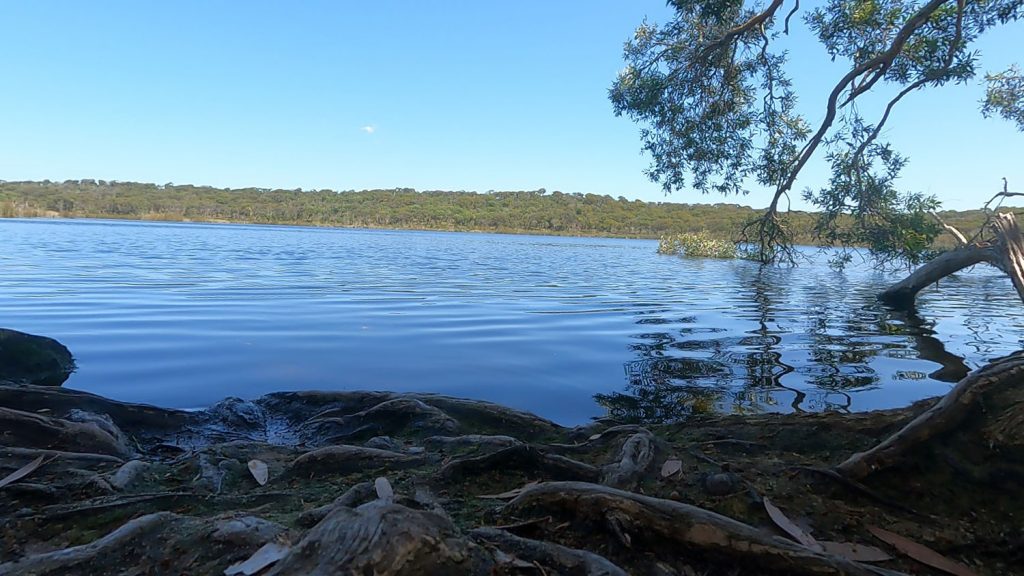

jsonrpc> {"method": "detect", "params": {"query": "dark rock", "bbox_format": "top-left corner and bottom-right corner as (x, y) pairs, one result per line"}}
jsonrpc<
(207, 397), (266, 430)
(0, 328), (75, 386)
(365, 436), (402, 451)
(703, 472), (741, 496)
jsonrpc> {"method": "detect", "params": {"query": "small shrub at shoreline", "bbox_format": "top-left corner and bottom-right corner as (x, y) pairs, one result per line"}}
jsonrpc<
(658, 231), (737, 259)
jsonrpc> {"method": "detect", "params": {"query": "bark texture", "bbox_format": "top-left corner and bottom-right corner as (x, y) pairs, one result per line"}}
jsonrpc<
(880, 212), (1024, 307)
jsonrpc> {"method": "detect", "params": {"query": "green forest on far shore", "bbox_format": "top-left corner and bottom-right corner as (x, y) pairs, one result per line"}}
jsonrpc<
(0, 179), (997, 247)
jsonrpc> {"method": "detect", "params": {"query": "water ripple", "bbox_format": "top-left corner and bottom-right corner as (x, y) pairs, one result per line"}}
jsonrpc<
(3, 218), (1023, 425)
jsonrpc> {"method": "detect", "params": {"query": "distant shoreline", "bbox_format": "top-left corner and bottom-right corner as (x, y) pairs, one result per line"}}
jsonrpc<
(0, 213), (664, 241)
(0, 179), (991, 248)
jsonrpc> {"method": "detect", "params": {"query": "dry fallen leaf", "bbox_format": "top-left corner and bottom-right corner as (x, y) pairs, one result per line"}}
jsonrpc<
(819, 540), (893, 563)
(375, 476), (394, 503)
(763, 497), (822, 552)
(246, 459), (269, 486)
(588, 433), (602, 441)
(0, 455), (47, 490)
(868, 526), (978, 576)
(478, 481), (540, 500)
(660, 459), (683, 478)
(224, 541), (290, 576)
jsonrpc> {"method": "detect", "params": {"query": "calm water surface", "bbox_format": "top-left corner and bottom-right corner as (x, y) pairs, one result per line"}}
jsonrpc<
(3, 218), (1023, 425)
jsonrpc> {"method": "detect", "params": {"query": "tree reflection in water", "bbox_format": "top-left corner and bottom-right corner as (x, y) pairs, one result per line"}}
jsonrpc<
(596, 264), (971, 423)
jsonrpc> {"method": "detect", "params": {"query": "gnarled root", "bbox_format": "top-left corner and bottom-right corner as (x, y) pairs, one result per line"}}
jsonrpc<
(440, 445), (599, 483)
(297, 481), (377, 527)
(0, 512), (283, 576)
(837, 352), (1024, 480)
(0, 384), (191, 436)
(470, 527), (628, 576)
(267, 501), (493, 575)
(305, 398), (460, 443)
(503, 481), (889, 576)
(287, 445), (425, 478)
(0, 407), (132, 457)
(423, 434), (522, 452)
(600, 429), (656, 490)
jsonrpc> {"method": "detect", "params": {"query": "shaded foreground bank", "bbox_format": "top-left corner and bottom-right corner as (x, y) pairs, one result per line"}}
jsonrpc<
(1, 334), (1022, 575)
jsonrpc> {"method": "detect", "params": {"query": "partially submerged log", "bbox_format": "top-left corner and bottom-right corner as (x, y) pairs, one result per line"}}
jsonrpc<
(881, 211), (1024, 307)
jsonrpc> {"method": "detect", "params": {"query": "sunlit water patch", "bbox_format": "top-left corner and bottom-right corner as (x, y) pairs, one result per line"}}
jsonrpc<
(3, 218), (1023, 425)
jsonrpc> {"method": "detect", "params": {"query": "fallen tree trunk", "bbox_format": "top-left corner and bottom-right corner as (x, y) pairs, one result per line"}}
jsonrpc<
(856, 212), (1024, 481)
(879, 243), (999, 306)
(880, 212), (1024, 307)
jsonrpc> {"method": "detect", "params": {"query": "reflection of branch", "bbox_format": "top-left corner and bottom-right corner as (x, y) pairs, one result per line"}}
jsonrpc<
(889, 308), (970, 382)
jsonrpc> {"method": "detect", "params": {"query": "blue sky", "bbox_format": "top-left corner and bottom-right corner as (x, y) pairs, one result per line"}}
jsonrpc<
(0, 1), (1020, 211)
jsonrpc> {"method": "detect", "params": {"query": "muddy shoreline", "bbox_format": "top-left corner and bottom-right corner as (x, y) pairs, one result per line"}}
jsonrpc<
(1, 331), (1022, 575)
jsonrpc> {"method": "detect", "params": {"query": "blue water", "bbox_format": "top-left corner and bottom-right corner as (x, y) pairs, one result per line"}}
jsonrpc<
(2, 218), (1023, 425)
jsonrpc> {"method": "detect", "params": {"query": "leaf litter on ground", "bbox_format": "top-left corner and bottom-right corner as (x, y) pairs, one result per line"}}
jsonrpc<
(660, 459), (683, 478)
(375, 476), (394, 503)
(478, 481), (540, 500)
(223, 541), (290, 576)
(763, 497), (823, 552)
(0, 455), (48, 490)
(818, 540), (893, 563)
(868, 526), (979, 576)
(246, 459), (269, 486)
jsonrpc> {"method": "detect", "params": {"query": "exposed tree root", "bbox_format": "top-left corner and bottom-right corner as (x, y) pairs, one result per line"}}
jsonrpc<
(0, 407), (132, 457)
(837, 352), (1024, 480)
(1, 347), (1019, 575)
(423, 434), (523, 451)
(0, 512), (184, 576)
(266, 501), (493, 575)
(297, 481), (377, 527)
(470, 527), (629, 576)
(600, 429), (656, 490)
(305, 397), (460, 443)
(440, 445), (599, 483)
(0, 384), (191, 435)
(287, 445), (426, 478)
(0, 512), (283, 576)
(503, 481), (895, 576)
(0, 446), (123, 466)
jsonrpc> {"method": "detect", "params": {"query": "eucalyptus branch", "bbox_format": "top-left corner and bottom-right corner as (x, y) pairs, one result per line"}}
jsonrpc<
(773, 0), (952, 208)
(848, 0), (965, 169)
(930, 212), (968, 246)
(783, 0), (800, 35)
(700, 0), (785, 57)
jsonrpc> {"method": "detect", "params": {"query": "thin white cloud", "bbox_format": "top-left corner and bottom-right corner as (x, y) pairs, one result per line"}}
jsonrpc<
(360, 125), (376, 134)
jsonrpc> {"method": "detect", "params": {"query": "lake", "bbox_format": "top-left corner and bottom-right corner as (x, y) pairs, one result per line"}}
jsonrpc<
(2, 218), (1022, 425)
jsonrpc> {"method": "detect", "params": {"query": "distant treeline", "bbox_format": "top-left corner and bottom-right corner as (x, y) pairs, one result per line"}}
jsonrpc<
(0, 179), (995, 246)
